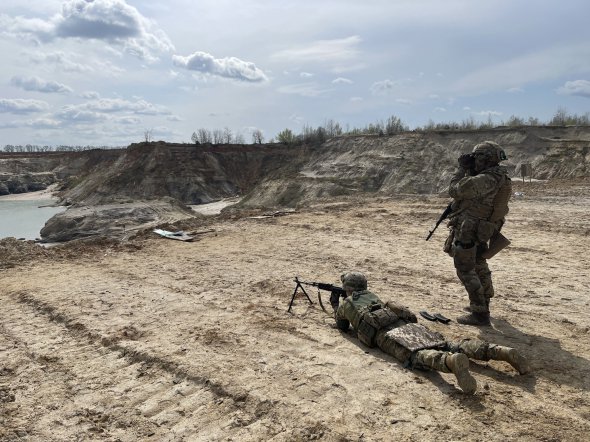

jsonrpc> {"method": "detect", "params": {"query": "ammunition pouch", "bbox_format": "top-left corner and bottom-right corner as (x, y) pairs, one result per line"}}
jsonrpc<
(452, 243), (477, 272)
(357, 304), (399, 347)
(477, 220), (497, 243)
(456, 218), (477, 244)
(443, 230), (455, 256)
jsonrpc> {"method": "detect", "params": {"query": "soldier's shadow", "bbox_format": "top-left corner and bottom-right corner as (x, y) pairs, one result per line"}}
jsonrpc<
(478, 318), (590, 392)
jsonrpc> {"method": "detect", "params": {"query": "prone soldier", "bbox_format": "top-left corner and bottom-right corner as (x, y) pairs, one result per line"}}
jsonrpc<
(335, 271), (530, 394)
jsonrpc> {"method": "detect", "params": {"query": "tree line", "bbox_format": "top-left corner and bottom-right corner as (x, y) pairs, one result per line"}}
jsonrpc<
(1, 144), (120, 153)
(3, 107), (589, 152)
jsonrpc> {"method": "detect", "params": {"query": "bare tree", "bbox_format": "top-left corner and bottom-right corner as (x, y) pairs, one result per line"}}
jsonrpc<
(211, 129), (223, 144)
(251, 129), (264, 144)
(234, 132), (246, 144)
(222, 127), (233, 144)
(324, 119), (343, 137)
(385, 115), (407, 134)
(191, 132), (200, 144)
(197, 128), (211, 143)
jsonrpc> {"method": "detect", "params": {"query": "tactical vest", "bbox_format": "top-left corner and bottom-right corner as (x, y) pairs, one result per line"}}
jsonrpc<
(340, 290), (399, 347)
(456, 166), (510, 221)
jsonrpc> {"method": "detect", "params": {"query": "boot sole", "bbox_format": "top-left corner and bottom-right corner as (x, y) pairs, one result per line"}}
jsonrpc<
(452, 354), (477, 394)
(507, 349), (532, 375)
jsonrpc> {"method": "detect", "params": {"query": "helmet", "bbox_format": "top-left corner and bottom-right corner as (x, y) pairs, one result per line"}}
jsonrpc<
(340, 271), (368, 291)
(472, 141), (507, 164)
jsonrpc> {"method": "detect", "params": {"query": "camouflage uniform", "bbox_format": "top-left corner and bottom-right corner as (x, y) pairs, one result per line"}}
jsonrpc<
(335, 272), (530, 394)
(446, 141), (511, 324)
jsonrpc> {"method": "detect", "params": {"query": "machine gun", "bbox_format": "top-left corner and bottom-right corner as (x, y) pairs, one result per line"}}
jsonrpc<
(425, 202), (453, 241)
(288, 277), (347, 313)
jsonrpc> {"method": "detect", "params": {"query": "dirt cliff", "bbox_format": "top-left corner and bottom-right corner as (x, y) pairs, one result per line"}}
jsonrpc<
(1, 126), (588, 241)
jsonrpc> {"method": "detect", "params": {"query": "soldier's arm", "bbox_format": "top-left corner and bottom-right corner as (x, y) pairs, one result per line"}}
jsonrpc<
(335, 301), (350, 331)
(449, 173), (498, 200)
(384, 300), (417, 323)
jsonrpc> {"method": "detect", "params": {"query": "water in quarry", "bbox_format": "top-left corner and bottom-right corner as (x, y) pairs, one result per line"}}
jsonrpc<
(0, 199), (65, 240)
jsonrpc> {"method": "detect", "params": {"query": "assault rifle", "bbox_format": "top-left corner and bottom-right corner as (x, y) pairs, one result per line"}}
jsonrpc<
(426, 202), (453, 241)
(288, 277), (347, 313)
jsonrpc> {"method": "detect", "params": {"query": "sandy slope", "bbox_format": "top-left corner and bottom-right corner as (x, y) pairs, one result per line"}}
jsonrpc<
(1, 184), (589, 441)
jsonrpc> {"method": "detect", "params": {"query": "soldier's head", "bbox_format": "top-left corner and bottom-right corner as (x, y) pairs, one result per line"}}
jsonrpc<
(340, 271), (367, 295)
(472, 141), (507, 171)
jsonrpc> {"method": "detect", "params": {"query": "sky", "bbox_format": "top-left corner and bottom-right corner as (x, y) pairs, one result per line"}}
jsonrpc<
(1, 0), (589, 146)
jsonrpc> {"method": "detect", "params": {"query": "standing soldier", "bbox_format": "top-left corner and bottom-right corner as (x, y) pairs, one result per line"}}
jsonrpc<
(445, 141), (512, 326)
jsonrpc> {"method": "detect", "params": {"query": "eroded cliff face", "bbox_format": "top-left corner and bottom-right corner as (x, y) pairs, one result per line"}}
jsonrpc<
(2, 126), (588, 206)
(240, 126), (590, 207)
(1, 126), (589, 240)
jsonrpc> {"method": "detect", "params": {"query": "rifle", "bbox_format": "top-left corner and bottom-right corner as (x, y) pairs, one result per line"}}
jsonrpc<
(288, 277), (347, 313)
(426, 202), (453, 241)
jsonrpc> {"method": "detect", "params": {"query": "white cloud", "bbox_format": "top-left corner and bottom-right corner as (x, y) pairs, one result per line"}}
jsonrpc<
(463, 106), (471, 111)
(300, 72), (313, 78)
(272, 36), (361, 64)
(277, 83), (330, 97)
(26, 118), (62, 129)
(289, 114), (305, 125)
(454, 43), (590, 95)
(396, 98), (412, 105)
(172, 51), (268, 83)
(11, 75), (73, 94)
(28, 51), (93, 73)
(332, 77), (353, 85)
(557, 80), (590, 98)
(370, 79), (398, 96)
(350, 96), (363, 102)
(2, 0), (174, 62)
(0, 98), (49, 113)
(474, 110), (503, 116)
(80, 91), (101, 99)
(434, 107), (447, 112)
(507, 87), (524, 93)
(63, 98), (170, 115)
(56, 107), (109, 122)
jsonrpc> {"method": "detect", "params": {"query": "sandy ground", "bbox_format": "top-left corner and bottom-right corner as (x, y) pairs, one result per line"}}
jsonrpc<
(0, 185), (58, 202)
(1, 184), (589, 441)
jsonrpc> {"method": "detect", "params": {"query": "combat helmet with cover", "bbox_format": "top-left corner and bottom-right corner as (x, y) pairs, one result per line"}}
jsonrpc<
(472, 141), (507, 164)
(340, 271), (367, 292)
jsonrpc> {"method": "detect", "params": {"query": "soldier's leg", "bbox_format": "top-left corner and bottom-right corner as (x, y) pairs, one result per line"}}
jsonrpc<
(475, 247), (494, 308)
(453, 243), (490, 325)
(413, 349), (477, 394)
(448, 339), (531, 374)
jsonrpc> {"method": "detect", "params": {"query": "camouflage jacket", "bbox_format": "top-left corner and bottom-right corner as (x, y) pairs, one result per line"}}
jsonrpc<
(335, 290), (384, 331)
(448, 165), (510, 222)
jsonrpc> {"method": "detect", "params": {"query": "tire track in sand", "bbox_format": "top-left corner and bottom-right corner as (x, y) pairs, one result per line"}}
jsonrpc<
(0, 291), (277, 441)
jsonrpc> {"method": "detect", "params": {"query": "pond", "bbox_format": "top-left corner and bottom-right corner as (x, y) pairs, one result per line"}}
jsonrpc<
(0, 199), (65, 240)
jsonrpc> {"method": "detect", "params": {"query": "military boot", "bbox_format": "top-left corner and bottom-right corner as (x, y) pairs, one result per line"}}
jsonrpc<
(488, 345), (531, 375)
(457, 312), (491, 326)
(445, 353), (477, 394)
(463, 300), (490, 313)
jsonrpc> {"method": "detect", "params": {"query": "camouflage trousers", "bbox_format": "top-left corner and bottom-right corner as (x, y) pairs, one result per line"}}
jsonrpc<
(413, 338), (500, 371)
(376, 330), (496, 372)
(452, 241), (494, 314)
